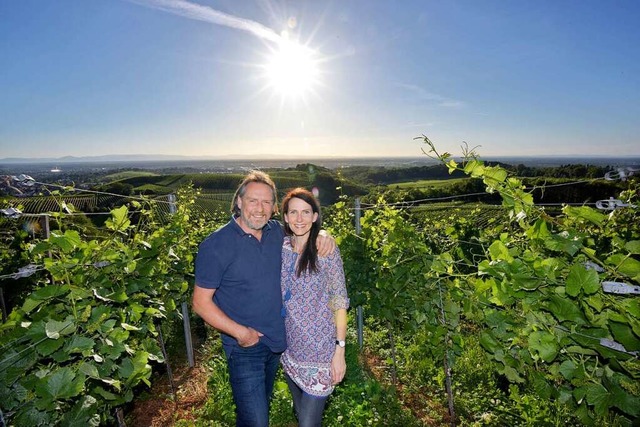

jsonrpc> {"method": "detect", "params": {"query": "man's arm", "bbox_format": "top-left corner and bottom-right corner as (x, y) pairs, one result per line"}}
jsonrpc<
(316, 229), (336, 257)
(192, 285), (262, 347)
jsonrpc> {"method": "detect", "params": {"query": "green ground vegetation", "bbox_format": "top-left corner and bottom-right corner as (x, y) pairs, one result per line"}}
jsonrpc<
(391, 177), (470, 189)
(2, 157), (637, 426)
(102, 170), (160, 182)
(175, 319), (422, 427)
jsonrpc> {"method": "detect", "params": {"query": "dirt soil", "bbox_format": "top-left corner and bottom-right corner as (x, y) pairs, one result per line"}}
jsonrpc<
(129, 347), (449, 426)
(129, 357), (210, 427)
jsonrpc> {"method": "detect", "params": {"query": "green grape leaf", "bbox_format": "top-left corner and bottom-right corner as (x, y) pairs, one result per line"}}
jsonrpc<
(108, 290), (128, 303)
(479, 331), (500, 353)
(121, 323), (141, 331)
(545, 233), (583, 256)
(624, 240), (640, 255)
(500, 364), (525, 383)
(464, 159), (485, 177)
(30, 285), (70, 301)
(93, 386), (118, 400)
(483, 166), (508, 186)
(100, 378), (122, 391)
(45, 320), (74, 339)
(546, 295), (586, 324)
(610, 383), (640, 416)
(564, 206), (606, 226)
(36, 368), (84, 400)
(118, 351), (151, 386)
(606, 254), (640, 281)
(488, 240), (513, 262)
(13, 408), (51, 427)
(78, 361), (100, 379)
(99, 319), (117, 334)
(105, 205), (131, 231)
(36, 338), (64, 356)
(22, 297), (43, 314)
(585, 383), (609, 417)
(64, 336), (96, 354)
(609, 322), (640, 352)
(526, 219), (550, 240)
(566, 263), (600, 296)
(528, 331), (558, 362)
(559, 360), (577, 380)
(59, 395), (100, 427)
(530, 370), (553, 399)
(622, 299), (640, 319)
(49, 230), (82, 253)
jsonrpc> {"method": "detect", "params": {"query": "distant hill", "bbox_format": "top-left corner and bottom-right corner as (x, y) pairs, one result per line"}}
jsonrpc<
(0, 154), (204, 164)
(96, 166), (368, 205)
(0, 153), (366, 164)
(1, 154), (637, 170)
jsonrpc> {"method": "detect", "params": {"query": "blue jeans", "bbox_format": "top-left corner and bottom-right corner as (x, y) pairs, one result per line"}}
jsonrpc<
(227, 342), (281, 427)
(284, 372), (329, 427)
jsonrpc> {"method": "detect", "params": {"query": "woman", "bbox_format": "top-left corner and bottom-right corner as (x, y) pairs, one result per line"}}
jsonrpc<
(280, 188), (349, 427)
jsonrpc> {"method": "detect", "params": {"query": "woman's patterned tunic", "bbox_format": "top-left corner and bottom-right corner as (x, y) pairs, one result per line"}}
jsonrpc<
(280, 236), (350, 396)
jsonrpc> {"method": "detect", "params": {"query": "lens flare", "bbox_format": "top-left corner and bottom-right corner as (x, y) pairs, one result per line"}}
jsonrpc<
(23, 220), (41, 235)
(264, 38), (320, 100)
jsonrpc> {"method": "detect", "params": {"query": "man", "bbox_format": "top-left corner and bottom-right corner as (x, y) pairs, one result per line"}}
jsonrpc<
(193, 170), (334, 427)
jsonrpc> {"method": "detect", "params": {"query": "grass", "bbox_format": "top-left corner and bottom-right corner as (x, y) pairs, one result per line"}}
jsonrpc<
(195, 326), (422, 426)
(134, 183), (174, 194)
(127, 280), (635, 426)
(143, 319), (425, 426)
(103, 170), (159, 182)
(128, 313), (635, 426)
(391, 178), (470, 189)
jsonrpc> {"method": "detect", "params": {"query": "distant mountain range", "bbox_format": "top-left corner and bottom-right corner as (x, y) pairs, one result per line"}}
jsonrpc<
(0, 153), (312, 164)
(1, 154), (638, 168)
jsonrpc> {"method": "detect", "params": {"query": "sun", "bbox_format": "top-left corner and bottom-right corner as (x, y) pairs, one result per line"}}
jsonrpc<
(263, 36), (321, 101)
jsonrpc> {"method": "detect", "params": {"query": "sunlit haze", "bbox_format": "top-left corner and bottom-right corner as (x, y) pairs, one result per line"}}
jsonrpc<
(263, 36), (321, 103)
(1, 0), (639, 159)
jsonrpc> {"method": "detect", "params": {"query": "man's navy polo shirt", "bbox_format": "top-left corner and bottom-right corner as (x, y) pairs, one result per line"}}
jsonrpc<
(195, 217), (286, 355)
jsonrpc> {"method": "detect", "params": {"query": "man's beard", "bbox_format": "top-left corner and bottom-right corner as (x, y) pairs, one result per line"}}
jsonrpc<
(242, 211), (268, 230)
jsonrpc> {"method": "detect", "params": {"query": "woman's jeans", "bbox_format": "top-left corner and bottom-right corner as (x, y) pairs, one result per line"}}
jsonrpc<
(227, 342), (281, 427)
(284, 372), (329, 427)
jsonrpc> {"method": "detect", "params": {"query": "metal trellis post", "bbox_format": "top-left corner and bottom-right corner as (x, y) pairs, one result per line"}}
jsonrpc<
(355, 198), (364, 350)
(182, 301), (195, 368)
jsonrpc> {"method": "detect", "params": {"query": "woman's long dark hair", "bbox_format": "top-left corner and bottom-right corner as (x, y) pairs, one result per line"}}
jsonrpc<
(281, 188), (322, 277)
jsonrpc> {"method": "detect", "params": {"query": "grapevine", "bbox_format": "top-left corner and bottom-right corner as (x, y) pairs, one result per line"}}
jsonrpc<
(0, 185), (221, 425)
(330, 137), (639, 424)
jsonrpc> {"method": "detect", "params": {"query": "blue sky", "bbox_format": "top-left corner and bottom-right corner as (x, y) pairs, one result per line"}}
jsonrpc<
(1, 0), (639, 159)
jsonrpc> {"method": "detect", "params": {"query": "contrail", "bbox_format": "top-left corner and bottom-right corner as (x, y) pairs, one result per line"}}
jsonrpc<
(127, 0), (282, 43)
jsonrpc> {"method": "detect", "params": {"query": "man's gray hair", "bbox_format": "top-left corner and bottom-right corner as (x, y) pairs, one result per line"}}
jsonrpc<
(231, 170), (278, 216)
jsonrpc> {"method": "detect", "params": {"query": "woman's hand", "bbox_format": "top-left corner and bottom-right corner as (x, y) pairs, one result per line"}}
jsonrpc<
(331, 347), (346, 384)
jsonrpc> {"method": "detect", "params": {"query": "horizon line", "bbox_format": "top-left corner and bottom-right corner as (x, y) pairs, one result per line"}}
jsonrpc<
(2, 153), (640, 163)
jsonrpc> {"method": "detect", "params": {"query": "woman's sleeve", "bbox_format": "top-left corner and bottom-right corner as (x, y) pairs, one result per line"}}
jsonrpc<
(325, 247), (350, 311)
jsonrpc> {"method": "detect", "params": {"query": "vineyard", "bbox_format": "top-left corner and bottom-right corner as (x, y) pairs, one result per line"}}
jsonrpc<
(324, 139), (640, 425)
(1, 142), (639, 426)
(3, 194), (126, 214)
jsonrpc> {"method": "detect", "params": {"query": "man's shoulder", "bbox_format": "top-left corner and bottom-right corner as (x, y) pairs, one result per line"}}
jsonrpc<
(266, 219), (284, 233)
(200, 221), (236, 247)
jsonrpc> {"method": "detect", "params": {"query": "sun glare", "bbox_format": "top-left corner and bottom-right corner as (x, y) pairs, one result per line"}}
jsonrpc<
(264, 38), (320, 100)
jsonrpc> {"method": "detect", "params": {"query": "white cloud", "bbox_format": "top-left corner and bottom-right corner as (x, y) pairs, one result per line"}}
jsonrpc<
(128, 0), (281, 43)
